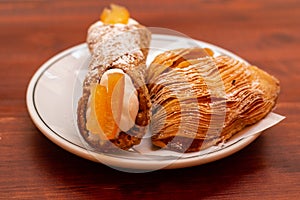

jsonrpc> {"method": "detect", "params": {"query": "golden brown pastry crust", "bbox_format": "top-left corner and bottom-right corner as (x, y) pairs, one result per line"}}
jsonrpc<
(77, 52), (151, 152)
(147, 48), (280, 152)
(77, 21), (151, 152)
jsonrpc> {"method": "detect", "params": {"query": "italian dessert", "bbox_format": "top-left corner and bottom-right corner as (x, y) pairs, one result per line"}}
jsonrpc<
(147, 48), (280, 152)
(77, 4), (151, 151)
(77, 4), (280, 153)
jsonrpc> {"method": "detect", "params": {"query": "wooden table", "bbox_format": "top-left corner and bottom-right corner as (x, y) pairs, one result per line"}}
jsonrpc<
(1, 0), (299, 199)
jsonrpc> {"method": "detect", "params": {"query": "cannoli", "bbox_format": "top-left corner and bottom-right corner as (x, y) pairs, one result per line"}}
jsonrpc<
(77, 4), (151, 151)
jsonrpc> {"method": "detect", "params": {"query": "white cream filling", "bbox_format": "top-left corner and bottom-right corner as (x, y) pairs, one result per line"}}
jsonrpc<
(90, 18), (139, 29)
(86, 69), (139, 134)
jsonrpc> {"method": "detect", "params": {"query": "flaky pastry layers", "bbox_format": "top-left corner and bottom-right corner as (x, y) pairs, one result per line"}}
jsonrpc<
(147, 48), (280, 152)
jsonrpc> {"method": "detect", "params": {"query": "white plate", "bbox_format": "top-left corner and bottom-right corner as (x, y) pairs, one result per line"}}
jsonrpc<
(26, 34), (271, 172)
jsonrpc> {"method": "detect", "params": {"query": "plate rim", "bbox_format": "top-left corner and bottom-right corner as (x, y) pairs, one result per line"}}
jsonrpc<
(26, 34), (260, 170)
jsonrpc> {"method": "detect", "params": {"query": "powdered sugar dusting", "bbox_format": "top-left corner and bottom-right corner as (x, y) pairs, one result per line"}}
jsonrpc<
(82, 18), (150, 88)
(86, 18), (150, 68)
(112, 51), (144, 66)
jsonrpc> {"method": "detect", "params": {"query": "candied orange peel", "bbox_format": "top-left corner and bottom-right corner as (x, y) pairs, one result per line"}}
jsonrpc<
(204, 48), (214, 57)
(86, 73), (125, 140)
(100, 4), (130, 24)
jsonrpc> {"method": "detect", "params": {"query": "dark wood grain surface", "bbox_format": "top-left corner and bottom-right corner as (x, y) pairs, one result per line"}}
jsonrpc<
(0, 0), (299, 199)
